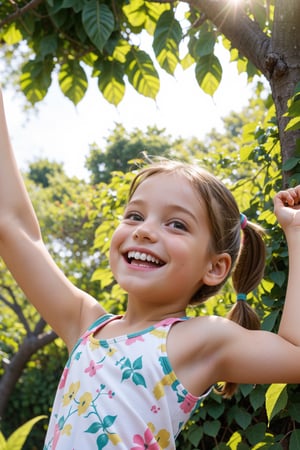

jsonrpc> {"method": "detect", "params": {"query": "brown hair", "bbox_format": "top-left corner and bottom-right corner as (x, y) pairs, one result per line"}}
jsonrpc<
(128, 159), (266, 397)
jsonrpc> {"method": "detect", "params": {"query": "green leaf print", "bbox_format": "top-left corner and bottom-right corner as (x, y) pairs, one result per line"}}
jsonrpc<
(85, 422), (102, 434)
(97, 433), (109, 449)
(133, 356), (143, 370)
(132, 372), (147, 387)
(121, 369), (132, 381)
(102, 415), (117, 429)
(119, 356), (147, 387)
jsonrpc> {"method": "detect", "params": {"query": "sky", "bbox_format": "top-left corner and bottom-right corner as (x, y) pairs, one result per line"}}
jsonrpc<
(3, 48), (254, 180)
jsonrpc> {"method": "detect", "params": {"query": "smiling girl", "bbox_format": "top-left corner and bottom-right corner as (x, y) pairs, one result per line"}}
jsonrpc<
(1, 89), (300, 450)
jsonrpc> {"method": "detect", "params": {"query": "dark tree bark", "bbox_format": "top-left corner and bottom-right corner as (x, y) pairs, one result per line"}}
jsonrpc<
(0, 315), (57, 418)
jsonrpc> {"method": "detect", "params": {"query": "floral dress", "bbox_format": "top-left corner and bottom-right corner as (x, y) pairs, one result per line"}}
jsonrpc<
(44, 314), (211, 449)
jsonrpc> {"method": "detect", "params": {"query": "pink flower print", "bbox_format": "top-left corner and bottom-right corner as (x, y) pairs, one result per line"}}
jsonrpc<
(180, 394), (197, 414)
(58, 368), (69, 389)
(126, 335), (145, 345)
(81, 332), (91, 346)
(131, 428), (160, 450)
(84, 359), (103, 377)
(52, 423), (60, 450)
(151, 405), (160, 414)
(108, 390), (115, 399)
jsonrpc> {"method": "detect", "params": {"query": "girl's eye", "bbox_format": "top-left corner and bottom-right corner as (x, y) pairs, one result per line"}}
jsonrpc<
(124, 212), (143, 222)
(168, 220), (187, 231)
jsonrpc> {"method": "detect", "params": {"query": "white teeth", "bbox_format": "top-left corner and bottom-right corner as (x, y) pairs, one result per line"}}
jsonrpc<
(127, 251), (161, 265)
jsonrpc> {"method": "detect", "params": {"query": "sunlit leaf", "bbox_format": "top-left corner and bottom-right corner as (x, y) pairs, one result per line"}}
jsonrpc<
(6, 416), (47, 450)
(125, 48), (160, 99)
(153, 10), (182, 74)
(195, 54), (222, 95)
(98, 60), (125, 106)
(122, 0), (147, 28)
(20, 60), (53, 104)
(2, 23), (22, 44)
(58, 61), (88, 105)
(265, 384), (287, 425)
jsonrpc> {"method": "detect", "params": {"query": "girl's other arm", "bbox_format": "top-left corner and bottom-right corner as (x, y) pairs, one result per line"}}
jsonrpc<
(0, 90), (105, 350)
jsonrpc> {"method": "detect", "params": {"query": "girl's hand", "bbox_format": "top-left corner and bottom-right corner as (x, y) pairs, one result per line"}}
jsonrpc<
(273, 186), (300, 230)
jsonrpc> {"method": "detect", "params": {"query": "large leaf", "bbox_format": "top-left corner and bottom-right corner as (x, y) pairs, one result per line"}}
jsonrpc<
(5, 415), (47, 450)
(58, 60), (88, 105)
(195, 54), (222, 96)
(153, 10), (182, 75)
(265, 383), (287, 425)
(125, 48), (160, 99)
(98, 60), (125, 106)
(20, 60), (53, 104)
(82, 2), (114, 52)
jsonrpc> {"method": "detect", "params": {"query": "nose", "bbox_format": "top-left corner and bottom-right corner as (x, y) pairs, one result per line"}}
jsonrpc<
(133, 222), (158, 242)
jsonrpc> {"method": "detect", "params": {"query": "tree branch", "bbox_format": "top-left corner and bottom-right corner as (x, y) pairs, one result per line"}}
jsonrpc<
(0, 0), (44, 29)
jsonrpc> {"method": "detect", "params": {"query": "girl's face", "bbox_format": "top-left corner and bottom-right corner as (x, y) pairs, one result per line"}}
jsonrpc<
(109, 172), (219, 309)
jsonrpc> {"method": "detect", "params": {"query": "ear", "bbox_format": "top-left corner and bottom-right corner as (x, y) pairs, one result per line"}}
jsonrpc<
(203, 253), (231, 286)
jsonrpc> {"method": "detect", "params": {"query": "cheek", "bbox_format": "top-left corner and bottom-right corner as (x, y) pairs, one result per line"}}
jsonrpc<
(109, 227), (124, 270)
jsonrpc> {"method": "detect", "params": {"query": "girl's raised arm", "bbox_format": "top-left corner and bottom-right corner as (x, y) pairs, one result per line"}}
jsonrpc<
(0, 90), (104, 350)
(274, 186), (300, 346)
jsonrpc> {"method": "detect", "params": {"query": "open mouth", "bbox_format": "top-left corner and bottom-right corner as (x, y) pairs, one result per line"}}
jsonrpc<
(126, 251), (165, 267)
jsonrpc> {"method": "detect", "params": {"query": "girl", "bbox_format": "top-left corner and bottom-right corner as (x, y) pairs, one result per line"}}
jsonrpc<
(0, 89), (300, 450)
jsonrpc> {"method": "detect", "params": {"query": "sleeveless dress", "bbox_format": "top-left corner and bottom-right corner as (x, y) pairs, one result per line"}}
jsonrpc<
(43, 314), (211, 449)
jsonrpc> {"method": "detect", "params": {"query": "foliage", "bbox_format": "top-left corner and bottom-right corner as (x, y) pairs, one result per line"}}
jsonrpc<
(85, 123), (186, 184)
(0, 0), (272, 105)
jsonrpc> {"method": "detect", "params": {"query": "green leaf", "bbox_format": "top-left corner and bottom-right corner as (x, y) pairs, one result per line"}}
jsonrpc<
(282, 156), (300, 170)
(261, 310), (279, 331)
(195, 54), (222, 96)
(98, 60), (125, 106)
(58, 61), (88, 105)
(20, 60), (53, 104)
(285, 116), (300, 132)
(289, 429), (300, 449)
(39, 35), (58, 59)
(6, 415), (47, 450)
(245, 423), (267, 446)
(194, 28), (216, 57)
(153, 10), (182, 75)
(233, 408), (252, 429)
(206, 401), (225, 419)
(265, 383), (287, 424)
(125, 48), (160, 99)
(203, 420), (221, 437)
(268, 270), (286, 287)
(187, 425), (203, 447)
(82, 2), (114, 52)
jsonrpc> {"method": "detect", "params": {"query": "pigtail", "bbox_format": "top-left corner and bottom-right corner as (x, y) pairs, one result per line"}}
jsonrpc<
(219, 218), (266, 398)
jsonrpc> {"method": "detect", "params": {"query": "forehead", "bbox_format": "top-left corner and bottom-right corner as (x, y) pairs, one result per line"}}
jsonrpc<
(130, 171), (206, 212)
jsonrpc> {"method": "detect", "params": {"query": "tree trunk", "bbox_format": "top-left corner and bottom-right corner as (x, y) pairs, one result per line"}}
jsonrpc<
(269, 0), (300, 187)
(0, 328), (57, 419)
